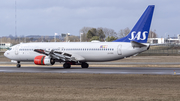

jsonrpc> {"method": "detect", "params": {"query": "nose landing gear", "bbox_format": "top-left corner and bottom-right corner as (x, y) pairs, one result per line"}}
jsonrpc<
(16, 61), (21, 68)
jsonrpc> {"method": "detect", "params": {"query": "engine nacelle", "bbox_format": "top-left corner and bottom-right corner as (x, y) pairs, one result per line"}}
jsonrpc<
(34, 55), (55, 65)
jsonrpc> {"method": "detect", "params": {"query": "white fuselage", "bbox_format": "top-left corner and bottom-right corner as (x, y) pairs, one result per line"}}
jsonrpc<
(4, 42), (149, 62)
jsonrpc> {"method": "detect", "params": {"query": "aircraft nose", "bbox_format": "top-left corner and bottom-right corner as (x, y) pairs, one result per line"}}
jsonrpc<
(4, 51), (9, 58)
(4, 51), (7, 57)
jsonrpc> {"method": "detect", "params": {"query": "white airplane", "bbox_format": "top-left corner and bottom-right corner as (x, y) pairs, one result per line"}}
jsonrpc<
(4, 5), (155, 68)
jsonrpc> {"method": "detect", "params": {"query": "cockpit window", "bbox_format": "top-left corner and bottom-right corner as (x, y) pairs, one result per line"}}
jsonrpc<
(8, 48), (12, 50)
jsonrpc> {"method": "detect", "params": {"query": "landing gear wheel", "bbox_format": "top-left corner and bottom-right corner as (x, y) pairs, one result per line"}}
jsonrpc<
(63, 63), (71, 69)
(81, 62), (89, 68)
(50, 59), (55, 65)
(17, 64), (21, 68)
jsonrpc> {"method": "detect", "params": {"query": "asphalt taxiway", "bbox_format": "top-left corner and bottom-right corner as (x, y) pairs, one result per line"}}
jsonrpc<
(0, 66), (179, 75)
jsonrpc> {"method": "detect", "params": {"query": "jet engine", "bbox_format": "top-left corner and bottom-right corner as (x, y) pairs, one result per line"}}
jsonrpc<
(34, 55), (55, 65)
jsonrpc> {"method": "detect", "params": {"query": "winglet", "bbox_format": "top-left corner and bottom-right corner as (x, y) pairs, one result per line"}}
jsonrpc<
(113, 5), (155, 43)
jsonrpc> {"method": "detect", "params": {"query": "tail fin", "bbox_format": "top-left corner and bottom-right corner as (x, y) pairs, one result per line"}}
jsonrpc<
(113, 5), (155, 43)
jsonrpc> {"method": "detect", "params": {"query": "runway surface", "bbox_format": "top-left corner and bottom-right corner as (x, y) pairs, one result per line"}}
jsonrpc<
(1, 62), (180, 65)
(0, 66), (179, 75)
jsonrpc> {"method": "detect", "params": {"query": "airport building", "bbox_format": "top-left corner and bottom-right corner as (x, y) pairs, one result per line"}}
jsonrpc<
(148, 38), (165, 44)
(148, 34), (180, 44)
(0, 43), (12, 49)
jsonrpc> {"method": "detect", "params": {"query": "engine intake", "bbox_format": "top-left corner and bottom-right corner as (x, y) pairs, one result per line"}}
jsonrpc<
(34, 55), (55, 65)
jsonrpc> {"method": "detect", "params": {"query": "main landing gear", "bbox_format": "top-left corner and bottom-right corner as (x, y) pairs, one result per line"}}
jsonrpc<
(63, 62), (89, 69)
(16, 61), (21, 68)
(81, 62), (89, 68)
(63, 63), (71, 69)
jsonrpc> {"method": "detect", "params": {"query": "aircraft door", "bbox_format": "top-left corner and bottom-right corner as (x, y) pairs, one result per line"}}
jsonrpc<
(15, 45), (20, 55)
(60, 47), (65, 52)
(117, 44), (122, 55)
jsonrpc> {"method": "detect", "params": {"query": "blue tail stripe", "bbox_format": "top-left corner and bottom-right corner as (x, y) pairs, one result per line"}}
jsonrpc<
(113, 5), (155, 43)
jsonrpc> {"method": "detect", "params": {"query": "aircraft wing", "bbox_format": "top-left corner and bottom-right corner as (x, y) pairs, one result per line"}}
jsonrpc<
(34, 49), (85, 62)
(34, 49), (49, 55)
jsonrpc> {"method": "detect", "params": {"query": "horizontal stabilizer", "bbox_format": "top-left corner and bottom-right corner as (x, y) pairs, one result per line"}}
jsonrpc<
(131, 41), (147, 48)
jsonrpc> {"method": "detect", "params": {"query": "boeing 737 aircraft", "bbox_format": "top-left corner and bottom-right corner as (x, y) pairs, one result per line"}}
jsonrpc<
(4, 5), (155, 68)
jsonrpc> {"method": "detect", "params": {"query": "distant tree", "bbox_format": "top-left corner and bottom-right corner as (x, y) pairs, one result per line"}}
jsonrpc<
(86, 28), (99, 41)
(7, 38), (11, 43)
(102, 28), (117, 38)
(97, 28), (105, 41)
(90, 36), (100, 41)
(148, 30), (157, 38)
(8, 35), (14, 39)
(81, 27), (137, 42)
(106, 36), (118, 42)
(86, 30), (94, 41)
(118, 27), (130, 38)
(89, 28), (97, 36)
(65, 35), (80, 42)
(30, 38), (34, 42)
(42, 36), (49, 42)
(79, 27), (92, 42)
(25, 37), (30, 42)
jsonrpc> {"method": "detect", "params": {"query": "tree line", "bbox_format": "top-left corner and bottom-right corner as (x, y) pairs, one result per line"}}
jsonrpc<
(80, 27), (157, 42)
(1, 27), (158, 45)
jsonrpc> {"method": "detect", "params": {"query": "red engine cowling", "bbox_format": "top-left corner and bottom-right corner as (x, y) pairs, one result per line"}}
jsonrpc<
(34, 55), (55, 65)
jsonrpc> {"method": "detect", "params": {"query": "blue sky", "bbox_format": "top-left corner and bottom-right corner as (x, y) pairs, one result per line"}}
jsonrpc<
(0, 0), (180, 38)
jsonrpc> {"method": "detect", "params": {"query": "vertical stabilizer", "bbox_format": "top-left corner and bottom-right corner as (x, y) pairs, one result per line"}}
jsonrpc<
(113, 5), (155, 43)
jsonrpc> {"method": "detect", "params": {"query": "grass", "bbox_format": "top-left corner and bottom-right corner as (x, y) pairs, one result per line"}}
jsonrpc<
(0, 73), (180, 101)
